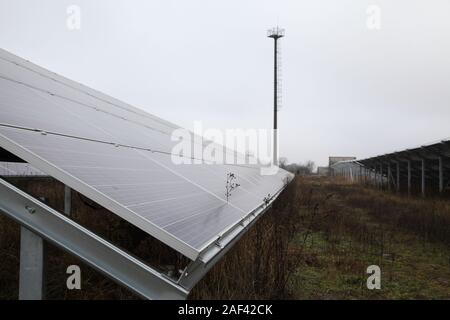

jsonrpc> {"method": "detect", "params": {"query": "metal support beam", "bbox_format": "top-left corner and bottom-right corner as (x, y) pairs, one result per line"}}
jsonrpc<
(372, 167), (376, 186)
(0, 178), (188, 300)
(19, 226), (46, 300)
(379, 164), (383, 190)
(373, 167), (376, 187)
(387, 163), (392, 191)
(363, 167), (366, 183)
(372, 166), (376, 187)
(439, 157), (444, 193)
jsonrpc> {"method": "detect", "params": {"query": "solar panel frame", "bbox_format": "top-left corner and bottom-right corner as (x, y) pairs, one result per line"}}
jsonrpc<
(0, 129), (202, 259)
(0, 48), (294, 261)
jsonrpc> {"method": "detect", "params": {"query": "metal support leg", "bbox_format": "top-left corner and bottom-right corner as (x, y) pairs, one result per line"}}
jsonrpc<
(387, 164), (392, 191)
(372, 168), (376, 186)
(19, 227), (46, 300)
(372, 168), (375, 186)
(0, 178), (188, 300)
(379, 164), (383, 190)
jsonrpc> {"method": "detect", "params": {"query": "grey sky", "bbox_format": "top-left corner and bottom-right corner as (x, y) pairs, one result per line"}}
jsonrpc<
(1, 0), (449, 167)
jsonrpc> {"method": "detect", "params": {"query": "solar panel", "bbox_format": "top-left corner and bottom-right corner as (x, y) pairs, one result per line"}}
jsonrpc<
(0, 48), (293, 260)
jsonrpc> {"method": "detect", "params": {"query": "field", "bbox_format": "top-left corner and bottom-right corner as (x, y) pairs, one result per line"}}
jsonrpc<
(0, 176), (449, 299)
(289, 177), (450, 299)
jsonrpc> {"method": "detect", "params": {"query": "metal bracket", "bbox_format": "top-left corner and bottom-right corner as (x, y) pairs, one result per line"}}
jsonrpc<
(0, 178), (188, 300)
(177, 187), (284, 290)
(0, 174), (293, 299)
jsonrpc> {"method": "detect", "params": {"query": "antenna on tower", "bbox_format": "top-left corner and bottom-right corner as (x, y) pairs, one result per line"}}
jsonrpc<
(267, 26), (285, 166)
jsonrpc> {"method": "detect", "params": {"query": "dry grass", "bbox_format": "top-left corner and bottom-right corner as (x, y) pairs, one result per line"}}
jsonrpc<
(190, 178), (307, 299)
(1, 176), (449, 299)
(291, 177), (450, 299)
(0, 177), (310, 299)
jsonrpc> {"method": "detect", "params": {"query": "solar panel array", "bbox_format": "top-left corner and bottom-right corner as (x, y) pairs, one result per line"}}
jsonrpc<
(0, 48), (293, 260)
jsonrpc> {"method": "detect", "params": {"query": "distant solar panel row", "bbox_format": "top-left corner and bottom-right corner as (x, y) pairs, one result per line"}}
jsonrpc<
(0, 48), (293, 260)
(0, 161), (45, 176)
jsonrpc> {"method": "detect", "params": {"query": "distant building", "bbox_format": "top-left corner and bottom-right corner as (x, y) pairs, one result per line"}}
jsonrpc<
(328, 156), (356, 176)
(328, 156), (356, 167)
(317, 166), (330, 176)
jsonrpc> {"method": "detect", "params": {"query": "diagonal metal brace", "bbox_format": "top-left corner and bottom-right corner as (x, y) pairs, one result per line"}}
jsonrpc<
(0, 178), (188, 300)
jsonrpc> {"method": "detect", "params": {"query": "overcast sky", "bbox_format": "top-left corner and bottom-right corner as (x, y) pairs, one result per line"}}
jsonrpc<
(1, 0), (449, 167)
